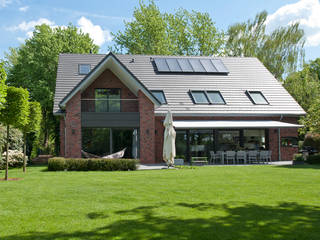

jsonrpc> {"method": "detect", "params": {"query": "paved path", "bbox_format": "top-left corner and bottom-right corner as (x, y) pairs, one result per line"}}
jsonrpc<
(138, 161), (293, 170)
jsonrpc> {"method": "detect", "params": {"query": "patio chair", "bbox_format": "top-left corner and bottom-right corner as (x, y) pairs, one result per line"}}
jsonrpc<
(268, 150), (272, 163)
(259, 150), (271, 164)
(226, 151), (236, 164)
(236, 151), (246, 164)
(210, 151), (222, 164)
(248, 151), (258, 164)
(216, 151), (224, 164)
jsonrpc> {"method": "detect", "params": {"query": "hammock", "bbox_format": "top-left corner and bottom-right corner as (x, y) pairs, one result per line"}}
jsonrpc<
(81, 148), (126, 159)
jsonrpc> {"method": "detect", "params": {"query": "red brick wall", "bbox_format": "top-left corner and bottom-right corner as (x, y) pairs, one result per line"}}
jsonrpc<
(138, 90), (155, 164)
(81, 69), (138, 112)
(154, 115), (299, 162)
(64, 92), (82, 158)
(59, 117), (65, 157)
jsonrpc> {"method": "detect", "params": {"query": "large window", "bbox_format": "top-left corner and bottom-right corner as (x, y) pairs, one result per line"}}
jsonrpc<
(95, 89), (120, 112)
(189, 130), (214, 157)
(243, 129), (266, 150)
(281, 137), (298, 147)
(176, 130), (188, 160)
(217, 130), (240, 151)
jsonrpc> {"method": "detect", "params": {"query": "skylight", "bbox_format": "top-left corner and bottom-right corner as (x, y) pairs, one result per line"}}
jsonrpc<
(79, 64), (91, 75)
(190, 91), (209, 104)
(190, 90), (226, 104)
(246, 91), (269, 105)
(151, 90), (167, 104)
(206, 91), (226, 104)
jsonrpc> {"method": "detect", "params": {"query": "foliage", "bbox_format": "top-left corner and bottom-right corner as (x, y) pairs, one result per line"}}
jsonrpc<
(6, 24), (99, 154)
(306, 154), (320, 165)
(293, 153), (304, 162)
(303, 133), (320, 152)
(0, 62), (7, 110)
(48, 157), (139, 171)
(23, 101), (42, 134)
(0, 150), (27, 169)
(226, 11), (305, 80)
(0, 125), (24, 151)
(112, 0), (224, 56)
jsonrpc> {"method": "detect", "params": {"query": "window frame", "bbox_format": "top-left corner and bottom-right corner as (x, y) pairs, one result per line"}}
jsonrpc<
(281, 136), (299, 148)
(246, 90), (269, 105)
(189, 90), (226, 105)
(151, 90), (167, 104)
(78, 64), (91, 75)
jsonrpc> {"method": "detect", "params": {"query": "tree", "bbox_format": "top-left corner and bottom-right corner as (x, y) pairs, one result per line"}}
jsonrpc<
(20, 101), (42, 173)
(0, 62), (7, 110)
(226, 11), (305, 80)
(6, 24), (99, 154)
(0, 87), (29, 180)
(112, 0), (224, 56)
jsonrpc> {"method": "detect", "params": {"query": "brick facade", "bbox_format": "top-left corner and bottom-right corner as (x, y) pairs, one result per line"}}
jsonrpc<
(59, 117), (65, 157)
(138, 90), (156, 164)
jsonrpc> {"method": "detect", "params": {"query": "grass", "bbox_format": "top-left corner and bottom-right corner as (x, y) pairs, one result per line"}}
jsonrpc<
(0, 165), (320, 240)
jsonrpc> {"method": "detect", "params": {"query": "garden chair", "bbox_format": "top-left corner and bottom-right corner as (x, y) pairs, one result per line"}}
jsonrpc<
(236, 151), (246, 164)
(226, 151), (236, 164)
(248, 151), (258, 164)
(259, 151), (269, 164)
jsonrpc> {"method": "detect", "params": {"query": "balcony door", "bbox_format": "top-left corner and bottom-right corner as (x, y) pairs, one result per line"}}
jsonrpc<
(95, 88), (120, 112)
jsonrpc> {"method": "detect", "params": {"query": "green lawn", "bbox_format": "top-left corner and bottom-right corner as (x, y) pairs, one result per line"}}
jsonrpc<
(0, 165), (319, 240)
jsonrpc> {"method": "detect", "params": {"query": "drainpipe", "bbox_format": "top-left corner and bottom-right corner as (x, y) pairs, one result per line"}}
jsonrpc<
(278, 114), (283, 161)
(64, 115), (67, 157)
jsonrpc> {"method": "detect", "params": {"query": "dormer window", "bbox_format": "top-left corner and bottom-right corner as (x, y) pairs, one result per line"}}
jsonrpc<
(151, 90), (167, 104)
(246, 91), (269, 105)
(79, 64), (91, 75)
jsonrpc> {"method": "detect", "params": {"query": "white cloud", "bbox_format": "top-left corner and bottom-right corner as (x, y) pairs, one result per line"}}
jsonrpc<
(8, 18), (55, 32)
(77, 16), (112, 46)
(266, 0), (320, 47)
(19, 6), (29, 12)
(0, 0), (12, 8)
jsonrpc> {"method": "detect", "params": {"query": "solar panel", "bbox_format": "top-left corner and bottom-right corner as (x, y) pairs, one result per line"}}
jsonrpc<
(189, 59), (206, 72)
(211, 59), (228, 73)
(154, 58), (228, 74)
(154, 58), (170, 72)
(200, 59), (217, 73)
(166, 58), (182, 72)
(177, 58), (193, 72)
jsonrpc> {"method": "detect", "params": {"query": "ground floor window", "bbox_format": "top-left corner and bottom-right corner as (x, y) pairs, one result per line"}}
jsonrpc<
(175, 128), (268, 162)
(82, 128), (139, 158)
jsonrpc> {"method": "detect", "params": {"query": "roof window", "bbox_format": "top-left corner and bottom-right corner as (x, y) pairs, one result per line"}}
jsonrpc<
(79, 64), (91, 75)
(246, 91), (269, 105)
(151, 90), (167, 104)
(190, 90), (226, 104)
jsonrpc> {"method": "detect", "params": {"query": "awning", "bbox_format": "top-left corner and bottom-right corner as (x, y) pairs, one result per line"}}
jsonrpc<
(172, 120), (303, 129)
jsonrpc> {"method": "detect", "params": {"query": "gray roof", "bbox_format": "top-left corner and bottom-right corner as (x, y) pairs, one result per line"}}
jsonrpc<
(54, 53), (306, 116)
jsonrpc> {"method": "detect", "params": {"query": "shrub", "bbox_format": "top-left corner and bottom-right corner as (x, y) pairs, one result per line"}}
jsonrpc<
(48, 158), (139, 171)
(306, 154), (320, 165)
(293, 153), (304, 162)
(303, 133), (320, 152)
(0, 126), (24, 151)
(0, 150), (27, 169)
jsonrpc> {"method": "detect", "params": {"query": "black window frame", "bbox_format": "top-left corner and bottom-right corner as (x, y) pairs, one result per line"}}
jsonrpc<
(151, 90), (167, 104)
(189, 90), (226, 105)
(281, 136), (299, 147)
(246, 90), (269, 105)
(78, 64), (91, 75)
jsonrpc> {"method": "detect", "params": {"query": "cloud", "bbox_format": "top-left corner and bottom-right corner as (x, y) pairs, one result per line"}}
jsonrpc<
(8, 18), (55, 32)
(19, 6), (29, 12)
(77, 16), (112, 46)
(266, 0), (320, 47)
(0, 0), (12, 8)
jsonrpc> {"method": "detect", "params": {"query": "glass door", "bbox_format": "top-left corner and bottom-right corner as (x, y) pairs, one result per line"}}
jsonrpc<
(189, 130), (214, 159)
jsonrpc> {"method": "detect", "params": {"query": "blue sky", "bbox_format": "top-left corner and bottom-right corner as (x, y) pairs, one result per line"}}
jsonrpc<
(1, 0), (320, 61)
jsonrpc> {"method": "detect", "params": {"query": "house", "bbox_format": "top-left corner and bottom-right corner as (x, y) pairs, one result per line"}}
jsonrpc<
(53, 53), (305, 164)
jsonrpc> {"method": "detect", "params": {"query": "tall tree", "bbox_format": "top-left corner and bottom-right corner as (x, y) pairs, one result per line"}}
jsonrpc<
(226, 11), (305, 80)
(112, 0), (224, 56)
(0, 62), (7, 110)
(0, 87), (29, 180)
(20, 101), (42, 173)
(6, 24), (99, 154)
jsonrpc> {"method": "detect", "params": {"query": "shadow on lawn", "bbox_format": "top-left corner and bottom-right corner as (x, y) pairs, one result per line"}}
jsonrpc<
(276, 164), (320, 170)
(4, 202), (320, 240)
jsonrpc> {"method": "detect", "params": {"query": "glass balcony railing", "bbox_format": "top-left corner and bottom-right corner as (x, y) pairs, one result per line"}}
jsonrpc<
(81, 99), (139, 113)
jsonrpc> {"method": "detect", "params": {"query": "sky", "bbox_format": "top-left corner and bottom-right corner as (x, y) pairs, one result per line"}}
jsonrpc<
(0, 0), (320, 61)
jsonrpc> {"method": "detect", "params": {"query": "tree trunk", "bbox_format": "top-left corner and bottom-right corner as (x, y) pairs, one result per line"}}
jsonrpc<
(23, 133), (27, 173)
(5, 125), (9, 181)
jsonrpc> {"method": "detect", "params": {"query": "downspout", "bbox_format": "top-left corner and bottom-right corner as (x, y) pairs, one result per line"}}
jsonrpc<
(278, 114), (283, 161)
(64, 115), (67, 157)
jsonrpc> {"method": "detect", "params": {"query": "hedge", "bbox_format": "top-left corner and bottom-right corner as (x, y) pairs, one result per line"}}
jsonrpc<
(48, 157), (139, 171)
(306, 154), (320, 165)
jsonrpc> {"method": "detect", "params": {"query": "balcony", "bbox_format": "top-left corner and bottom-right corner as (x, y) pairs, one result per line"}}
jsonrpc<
(81, 99), (140, 128)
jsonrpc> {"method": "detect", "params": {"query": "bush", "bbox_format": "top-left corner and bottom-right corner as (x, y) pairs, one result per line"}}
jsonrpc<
(306, 154), (320, 165)
(0, 125), (24, 151)
(0, 150), (27, 169)
(293, 153), (304, 162)
(48, 158), (139, 171)
(303, 133), (320, 152)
